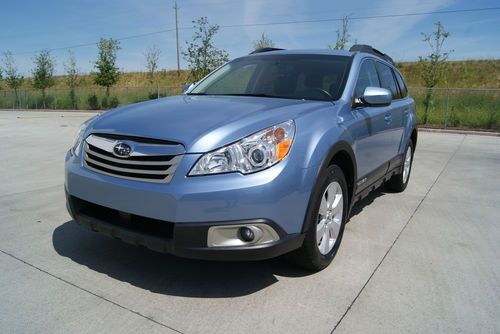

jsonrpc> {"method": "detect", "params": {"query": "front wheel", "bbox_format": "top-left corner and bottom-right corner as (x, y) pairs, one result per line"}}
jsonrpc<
(386, 139), (414, 192)
(287, 165), (348, 271)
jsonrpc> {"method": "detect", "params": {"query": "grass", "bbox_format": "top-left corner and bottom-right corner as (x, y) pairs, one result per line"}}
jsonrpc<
(13, 69), (191, 90)
(411, 88), (499, 130)
(0, 60), (499, 130)
(0, 85), (184, 110)
(397, 60), (500, 89)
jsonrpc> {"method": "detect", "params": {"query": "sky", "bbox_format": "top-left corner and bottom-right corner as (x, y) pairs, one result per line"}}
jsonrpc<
(1, 0), (499, 76)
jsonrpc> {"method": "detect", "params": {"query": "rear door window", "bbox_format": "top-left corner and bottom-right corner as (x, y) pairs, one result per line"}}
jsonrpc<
(354, 59), (380, 98)
(376, 62), (399, 100)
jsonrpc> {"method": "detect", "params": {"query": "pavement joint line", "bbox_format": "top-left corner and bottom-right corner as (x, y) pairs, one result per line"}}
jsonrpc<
(16, 116), (50, 119)
(0, 249), (185, 334)
(0, 184), (64, 199)
(330, 135), (467, 333)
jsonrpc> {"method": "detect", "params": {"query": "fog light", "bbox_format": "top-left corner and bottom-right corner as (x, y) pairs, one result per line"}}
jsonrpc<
(239, 227), (255, 242)
(207, 223), (280, 248)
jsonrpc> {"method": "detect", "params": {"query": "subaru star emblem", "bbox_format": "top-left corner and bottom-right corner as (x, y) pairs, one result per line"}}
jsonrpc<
(113, 143), (132, 157)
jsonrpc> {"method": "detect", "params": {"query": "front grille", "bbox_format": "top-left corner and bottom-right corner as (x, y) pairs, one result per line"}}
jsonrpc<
(83, 134), (183, 183)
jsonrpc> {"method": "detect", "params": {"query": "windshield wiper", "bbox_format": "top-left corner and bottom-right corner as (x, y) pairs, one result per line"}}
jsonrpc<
(187, 92), (334, 102)
(216, 93), (290, 99)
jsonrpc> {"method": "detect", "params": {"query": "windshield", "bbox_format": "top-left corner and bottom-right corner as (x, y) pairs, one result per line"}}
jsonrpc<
(189, 55), (351, 101)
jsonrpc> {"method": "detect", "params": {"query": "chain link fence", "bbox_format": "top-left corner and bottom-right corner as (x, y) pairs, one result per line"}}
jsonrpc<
(0, 86), (183, 111)
(0, 86), (498, 130)
(410, 87), (500, 131)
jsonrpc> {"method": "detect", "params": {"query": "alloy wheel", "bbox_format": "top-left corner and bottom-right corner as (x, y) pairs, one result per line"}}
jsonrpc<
(316, 181), (343, 255)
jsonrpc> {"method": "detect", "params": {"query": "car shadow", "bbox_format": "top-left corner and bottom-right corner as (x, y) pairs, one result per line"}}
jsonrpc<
(348, 186), (387, 222)
(53, 187), (387, 298)
(52, 221), (314, 298)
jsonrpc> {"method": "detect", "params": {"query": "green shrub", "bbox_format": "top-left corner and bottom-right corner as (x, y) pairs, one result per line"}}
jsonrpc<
(87, 94), (100, 110)
(148, 91), (158, 100)
(447, 108), (460, 128)
(109, 96), (120, 108)
(101, 96), (109, 109)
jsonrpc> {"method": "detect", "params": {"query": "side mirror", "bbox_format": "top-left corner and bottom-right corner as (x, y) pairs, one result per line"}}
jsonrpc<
(359, 87), (392, 106)
(183, 83), (195, 94)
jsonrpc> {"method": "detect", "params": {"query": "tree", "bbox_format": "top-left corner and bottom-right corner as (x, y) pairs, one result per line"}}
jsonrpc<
(93, 38), (121, 96)
(329, 16), (351, 50)
(418, 22), (452, 124)
(32, 49), (56, 108)
(144, 45), (161, 84)
(182, 17), (229, 81)
(64, 50), (80, 109)
(1, 51), (24, 106)
(253, 32), (275, 50)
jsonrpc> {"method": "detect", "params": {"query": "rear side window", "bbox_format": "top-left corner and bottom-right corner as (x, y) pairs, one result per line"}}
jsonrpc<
(394, 71), (408, 98)
(376, 62), (399, 100)
(354, 60), (380, 97)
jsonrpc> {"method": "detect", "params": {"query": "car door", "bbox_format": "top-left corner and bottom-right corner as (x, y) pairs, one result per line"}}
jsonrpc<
(393, 69), (412, 152)
(375, 62), (405, 161)
(350, 59), (393, 185)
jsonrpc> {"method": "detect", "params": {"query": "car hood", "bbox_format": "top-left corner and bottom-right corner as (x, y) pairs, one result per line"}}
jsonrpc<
(89, 95), (332, 153)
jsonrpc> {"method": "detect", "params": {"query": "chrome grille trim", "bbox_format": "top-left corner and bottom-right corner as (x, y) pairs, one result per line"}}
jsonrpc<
(84, 156), (175, 175)
(84, 148), (182, 166)
(83, 135), (183, 183)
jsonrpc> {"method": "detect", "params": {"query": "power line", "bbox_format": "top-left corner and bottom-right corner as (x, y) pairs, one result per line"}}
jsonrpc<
(10, 6), (500, 56)
(11, 28), (177, 55)
(218, 6), (500, 28)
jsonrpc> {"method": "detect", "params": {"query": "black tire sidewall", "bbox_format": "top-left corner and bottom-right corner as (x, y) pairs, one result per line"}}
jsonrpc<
(302, 165), (348, 269)
(399, 139), (414, 189)
(386, 139), (414, 192)
(404, 139), (414, 186)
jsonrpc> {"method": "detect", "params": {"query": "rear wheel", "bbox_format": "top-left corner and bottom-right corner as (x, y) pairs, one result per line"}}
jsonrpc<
(287, 165), (348, 271)
(386, 139), (414, 192)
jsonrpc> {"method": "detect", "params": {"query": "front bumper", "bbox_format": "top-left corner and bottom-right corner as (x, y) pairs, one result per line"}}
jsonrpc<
(65, 150), (317, 235)
(66, 194), (305, 261)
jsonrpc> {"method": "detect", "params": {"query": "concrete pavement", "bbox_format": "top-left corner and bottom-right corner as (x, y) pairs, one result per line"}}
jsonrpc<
(0, 111), (498, 333)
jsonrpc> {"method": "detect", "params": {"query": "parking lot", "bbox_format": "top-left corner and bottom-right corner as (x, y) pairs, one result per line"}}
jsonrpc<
(0, 110), (499, 333)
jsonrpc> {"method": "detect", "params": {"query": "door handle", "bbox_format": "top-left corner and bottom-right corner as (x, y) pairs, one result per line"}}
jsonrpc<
(384, 113), (392, 124)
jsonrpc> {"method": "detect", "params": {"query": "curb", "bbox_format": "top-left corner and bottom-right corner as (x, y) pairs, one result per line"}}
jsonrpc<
(419, 127), (499, 137)
(1, 109), (104, 113)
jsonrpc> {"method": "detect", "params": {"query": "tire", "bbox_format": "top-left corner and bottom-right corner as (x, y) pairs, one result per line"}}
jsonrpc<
(386, 139), (414, 192)
(287, 165), (348, 271)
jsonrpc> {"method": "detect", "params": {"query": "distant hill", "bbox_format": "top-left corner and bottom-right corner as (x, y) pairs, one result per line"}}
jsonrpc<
(14, 59), (500, 90)
(397, 60), (500, 89)
(15, 70), (190, 90)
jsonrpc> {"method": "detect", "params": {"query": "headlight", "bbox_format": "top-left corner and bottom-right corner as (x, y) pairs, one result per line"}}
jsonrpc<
(189, 120), (295, 176)
(71, 114), (99, 156)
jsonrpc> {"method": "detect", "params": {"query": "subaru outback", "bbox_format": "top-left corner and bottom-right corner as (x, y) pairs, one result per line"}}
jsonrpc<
(65, 45), (417, 270)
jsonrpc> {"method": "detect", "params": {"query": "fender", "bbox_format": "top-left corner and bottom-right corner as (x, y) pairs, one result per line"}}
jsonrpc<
(301, 140), (358, 233)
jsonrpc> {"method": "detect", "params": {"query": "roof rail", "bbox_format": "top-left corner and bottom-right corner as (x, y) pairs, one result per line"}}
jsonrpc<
(249, 47), (285, 55)
(349, 44), (395, 65)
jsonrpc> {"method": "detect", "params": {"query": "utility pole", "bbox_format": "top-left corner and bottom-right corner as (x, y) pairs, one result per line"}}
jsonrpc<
(174, 1), (180, 76)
